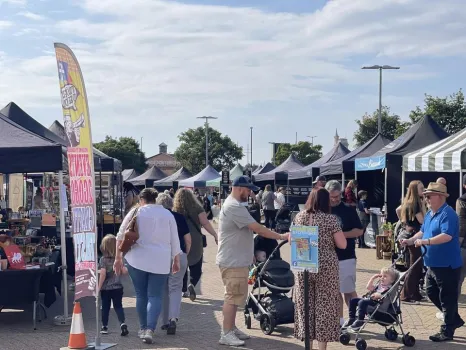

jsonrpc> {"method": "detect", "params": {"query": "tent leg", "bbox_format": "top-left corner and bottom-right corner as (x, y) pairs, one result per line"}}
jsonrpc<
(355, 171), (357, 180)
(342, 173), (345, 189)
(401, 169), (405, 201)
(461, 170), (463, 196)
(384, 168), (388, 215)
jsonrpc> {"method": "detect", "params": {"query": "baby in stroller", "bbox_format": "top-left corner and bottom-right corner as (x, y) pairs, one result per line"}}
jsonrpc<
(342, 267), (399, 331)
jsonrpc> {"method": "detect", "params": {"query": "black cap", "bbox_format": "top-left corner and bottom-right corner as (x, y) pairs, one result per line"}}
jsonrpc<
(312, 175), (327, 184)
(231, 175), (260, 191)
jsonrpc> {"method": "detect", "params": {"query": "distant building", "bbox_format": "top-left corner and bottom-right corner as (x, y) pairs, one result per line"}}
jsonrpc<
(145, 143), (181, 175)
(334, 129), (349, 149)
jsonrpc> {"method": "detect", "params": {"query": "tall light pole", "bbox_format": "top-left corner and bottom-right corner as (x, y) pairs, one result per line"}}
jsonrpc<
(362, 65), (400, 134)
(307, 135), (317, 146)
(197, 116), (218, 167)
(250, 127), (253, 168)
(269, 142), (276, 165)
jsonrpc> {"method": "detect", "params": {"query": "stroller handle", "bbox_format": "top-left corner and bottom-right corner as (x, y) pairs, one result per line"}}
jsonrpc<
(269, 239), (289, 259)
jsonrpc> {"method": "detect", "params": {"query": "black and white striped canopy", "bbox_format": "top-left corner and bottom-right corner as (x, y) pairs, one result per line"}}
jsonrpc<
(403, 128), (466, 171)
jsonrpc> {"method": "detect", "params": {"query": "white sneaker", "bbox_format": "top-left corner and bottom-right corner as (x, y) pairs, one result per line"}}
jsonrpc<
(219, 331), (245, 346)
(138, 329), (145, 339)
(436, 311), (445, 321)
(143, 329), (154, 344)
(234, 327), (250, 340)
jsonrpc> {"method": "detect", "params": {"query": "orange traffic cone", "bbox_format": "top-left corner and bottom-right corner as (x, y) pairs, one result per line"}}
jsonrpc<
(68, 302), (88, 349)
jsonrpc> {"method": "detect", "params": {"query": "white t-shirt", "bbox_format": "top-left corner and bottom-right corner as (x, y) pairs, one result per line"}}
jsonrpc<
(216, 195), (256, 268)
(117, 204), (181, 274)
(274, 192), (285, 210)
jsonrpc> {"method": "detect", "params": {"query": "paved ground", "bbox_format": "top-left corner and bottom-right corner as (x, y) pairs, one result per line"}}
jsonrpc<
(1, 231), (465, 350)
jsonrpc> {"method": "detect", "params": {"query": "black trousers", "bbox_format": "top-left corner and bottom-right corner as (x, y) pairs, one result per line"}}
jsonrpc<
(348, 297), (377, 320)
(263, 210), (276, 229)
(101, 288), (125, 327)
(401, 246), (423, 301)
(182, 256), (203, 292)
(426, 266), (463, 336)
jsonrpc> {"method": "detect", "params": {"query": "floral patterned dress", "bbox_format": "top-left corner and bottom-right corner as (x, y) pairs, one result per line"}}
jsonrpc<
(293, 211), (341, 343)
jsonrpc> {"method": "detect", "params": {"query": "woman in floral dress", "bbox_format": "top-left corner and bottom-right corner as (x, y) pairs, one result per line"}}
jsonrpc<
(293, 188), (347, 350)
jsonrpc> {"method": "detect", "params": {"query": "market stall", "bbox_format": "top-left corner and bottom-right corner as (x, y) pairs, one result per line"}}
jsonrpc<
(206, 163), (244, 187)
(122, 169), (140, 182)
(254, 153), (305, 182)
(178, 165), (220, 188)
(354, 115), (449, 222)
(153, 166), (192, 190)
(128, 165), (167, 188)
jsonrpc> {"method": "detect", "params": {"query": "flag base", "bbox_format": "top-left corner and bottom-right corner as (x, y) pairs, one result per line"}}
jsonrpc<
(88, 342), (117, 350)
(60, 346), (95, 350)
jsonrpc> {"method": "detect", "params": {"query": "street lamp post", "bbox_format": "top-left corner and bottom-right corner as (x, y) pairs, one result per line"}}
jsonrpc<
(269, 142), (276, 165)
(197, 116), (218, 167)
(250, 127), (253, 169)
(361, 65), (400, 134)
(307, 135), (317, 146)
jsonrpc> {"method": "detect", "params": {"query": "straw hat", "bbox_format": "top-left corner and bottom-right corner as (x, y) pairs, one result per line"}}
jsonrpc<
(423, 182), (449, 197)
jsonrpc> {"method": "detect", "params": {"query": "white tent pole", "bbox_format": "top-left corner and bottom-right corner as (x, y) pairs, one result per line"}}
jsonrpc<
(342, 173), (345, 190)
(401, 169), (405, 201)
(461, 169), (463, 196)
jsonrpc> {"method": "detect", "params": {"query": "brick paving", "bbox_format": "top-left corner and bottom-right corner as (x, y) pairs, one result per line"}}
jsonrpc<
(0, 231), (465, 350)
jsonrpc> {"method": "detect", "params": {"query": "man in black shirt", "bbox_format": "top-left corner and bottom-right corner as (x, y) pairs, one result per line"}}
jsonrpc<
(326, 180), (363, 326)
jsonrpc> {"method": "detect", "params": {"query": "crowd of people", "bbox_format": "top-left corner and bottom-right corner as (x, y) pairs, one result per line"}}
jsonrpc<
(101, 173), (465, 348)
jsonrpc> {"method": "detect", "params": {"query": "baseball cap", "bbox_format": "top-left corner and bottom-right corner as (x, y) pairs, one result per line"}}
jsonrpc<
(232, 176), (260, 191)
(312, 175), (327, 184)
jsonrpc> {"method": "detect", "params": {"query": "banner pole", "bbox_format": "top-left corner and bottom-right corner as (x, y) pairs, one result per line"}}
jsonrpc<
(304, 269), (310, 350)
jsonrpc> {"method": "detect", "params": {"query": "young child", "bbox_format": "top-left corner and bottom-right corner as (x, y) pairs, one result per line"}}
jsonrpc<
(98, 234), (129, 336)
(343, 267), (399, 331)
(254, 250), (267, 263)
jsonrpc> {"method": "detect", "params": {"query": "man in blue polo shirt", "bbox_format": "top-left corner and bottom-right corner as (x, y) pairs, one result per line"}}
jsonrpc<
(402, 182), (464, 342)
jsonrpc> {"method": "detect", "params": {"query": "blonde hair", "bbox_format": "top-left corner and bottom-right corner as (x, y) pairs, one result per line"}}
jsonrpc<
(100, 234), (116, 258)
(347, 180), (358, 189)
(401, 180), (425, 223)
(264, 184), (272, 192)
(173, 188), (204, 216)
(381, 267), (399, 283)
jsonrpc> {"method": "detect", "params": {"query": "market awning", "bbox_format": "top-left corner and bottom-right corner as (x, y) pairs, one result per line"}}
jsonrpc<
(206, 163), (244, 187)
(178, 165), (220, 188)
(254, 154), (304, 182)
(153, 167), (192, 187)
(403, 127), (466, 171)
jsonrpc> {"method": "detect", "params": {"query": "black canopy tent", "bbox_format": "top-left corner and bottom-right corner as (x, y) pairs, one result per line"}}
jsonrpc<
(253, 154), (304, 182)
(355, 115), (449, 222)
(253, 162), (275, 175)
(319, 133), (392, 186)
(178, 165), (220, 188)
(128, 165), (167, 187)
(289, 142), (350, 182)
(153, 167), (192, 189)
(122, 169), (140, 182)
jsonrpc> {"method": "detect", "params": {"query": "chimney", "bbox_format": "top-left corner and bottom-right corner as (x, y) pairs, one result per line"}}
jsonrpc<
(159, 142), (167, 154)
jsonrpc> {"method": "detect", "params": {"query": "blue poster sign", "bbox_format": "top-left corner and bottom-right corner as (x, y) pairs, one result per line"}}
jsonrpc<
(355, 155), (386, 171)
(290, 225), (319, 273)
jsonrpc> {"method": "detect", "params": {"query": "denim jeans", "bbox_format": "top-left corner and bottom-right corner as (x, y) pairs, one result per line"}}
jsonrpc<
(348, 297), (378, 320)
(127, 264), (168, 331)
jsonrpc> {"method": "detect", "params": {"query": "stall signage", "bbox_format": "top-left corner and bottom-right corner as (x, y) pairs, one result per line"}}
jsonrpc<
(221, 170), (230, 185)
(4, 244), (26, 270)
(55, 44), (98, 300)
(355, 155), (386, 171)
(285, 186), (313, 196)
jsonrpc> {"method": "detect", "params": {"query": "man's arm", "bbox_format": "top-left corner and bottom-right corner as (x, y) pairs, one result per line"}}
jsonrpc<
(248, 222), (288, 241)
(343, 208), (363, 238)
(344, 228), (363, 238)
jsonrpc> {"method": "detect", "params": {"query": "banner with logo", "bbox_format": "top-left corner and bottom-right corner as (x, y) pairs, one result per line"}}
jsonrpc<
(54, 43), (97, 300)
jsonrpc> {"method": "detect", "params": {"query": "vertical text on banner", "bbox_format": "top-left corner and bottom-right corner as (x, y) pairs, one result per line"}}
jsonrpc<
(54, 43), (98, 300)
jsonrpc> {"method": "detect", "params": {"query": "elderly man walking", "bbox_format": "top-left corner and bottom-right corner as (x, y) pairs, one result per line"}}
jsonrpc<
(216, 176), (289, 346)
(325, 180), (363, 326)
(402, 182), (464, 342)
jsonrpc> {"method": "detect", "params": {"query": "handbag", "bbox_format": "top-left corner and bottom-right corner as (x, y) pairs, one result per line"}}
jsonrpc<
(187, 214), (207, 248)
(118, 207), (139, 254)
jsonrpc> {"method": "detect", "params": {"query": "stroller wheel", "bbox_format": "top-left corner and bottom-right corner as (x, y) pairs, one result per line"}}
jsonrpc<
(402, 334), (416, 347)
(339, 332), (350, 345)
(355, 338), (367, 350)
(244, 314), (252, 329)
(259, 314), (275, 335)
(384, 329), (398, 341)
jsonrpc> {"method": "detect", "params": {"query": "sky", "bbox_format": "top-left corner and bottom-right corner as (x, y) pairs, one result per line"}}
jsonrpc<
(0, 0), (465, 166)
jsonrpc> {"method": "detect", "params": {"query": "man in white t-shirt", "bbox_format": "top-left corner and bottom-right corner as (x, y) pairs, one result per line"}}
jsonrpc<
(216, 176), (289, 346)
(274, 187), (286, 210)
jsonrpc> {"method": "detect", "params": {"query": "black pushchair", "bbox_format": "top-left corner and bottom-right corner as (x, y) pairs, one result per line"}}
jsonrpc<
(275, 203), (295, 233)
(339, 246), (427, 350)
(244, 240), (295, 335)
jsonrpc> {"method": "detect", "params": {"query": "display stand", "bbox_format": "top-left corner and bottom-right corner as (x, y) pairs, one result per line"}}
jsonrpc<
(303, 269), (310, 350)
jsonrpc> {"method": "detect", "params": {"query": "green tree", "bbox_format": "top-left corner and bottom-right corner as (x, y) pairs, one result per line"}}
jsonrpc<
(274, 142), (322, 165)
(353, 107), (410, 146)
(409, 89), (466, 134)
(94, 136), (146, 173)
(174, 126), (243, 174)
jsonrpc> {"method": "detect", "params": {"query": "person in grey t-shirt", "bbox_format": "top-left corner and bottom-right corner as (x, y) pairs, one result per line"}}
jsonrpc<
(216, 176), (289, 347)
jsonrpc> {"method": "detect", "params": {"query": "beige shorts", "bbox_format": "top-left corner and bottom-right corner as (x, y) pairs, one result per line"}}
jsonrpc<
(220, 266), (249, 306)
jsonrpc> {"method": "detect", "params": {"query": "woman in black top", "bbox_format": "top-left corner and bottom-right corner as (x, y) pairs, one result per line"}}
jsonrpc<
(396, 180), (425, 303)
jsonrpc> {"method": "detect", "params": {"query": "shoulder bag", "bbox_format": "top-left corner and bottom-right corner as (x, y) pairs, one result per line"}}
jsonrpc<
(187, 214), (207, 248)
(118, 207), (139, 254)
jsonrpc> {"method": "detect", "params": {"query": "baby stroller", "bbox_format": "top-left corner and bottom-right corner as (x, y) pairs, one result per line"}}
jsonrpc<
(244, 240), (295, 335)
(275, 203), (295, 233)
(340, 246), (427, 350)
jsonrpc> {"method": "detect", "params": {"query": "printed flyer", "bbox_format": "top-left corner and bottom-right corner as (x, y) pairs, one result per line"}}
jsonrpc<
(290, 225), (319, 272)
(54, 43), (97, 300)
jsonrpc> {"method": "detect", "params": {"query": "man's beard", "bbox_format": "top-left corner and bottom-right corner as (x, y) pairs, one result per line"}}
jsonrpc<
(240, 193), (249, 202)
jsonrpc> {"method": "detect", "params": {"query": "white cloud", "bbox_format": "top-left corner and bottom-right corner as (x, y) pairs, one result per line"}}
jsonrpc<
(0, 0), (26, 6)
(18, 11), (46, 21)
(0, 0), (465, 159)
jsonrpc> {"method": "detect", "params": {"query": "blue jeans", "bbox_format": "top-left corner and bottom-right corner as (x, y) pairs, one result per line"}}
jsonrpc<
(127, 264), (168, 331)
